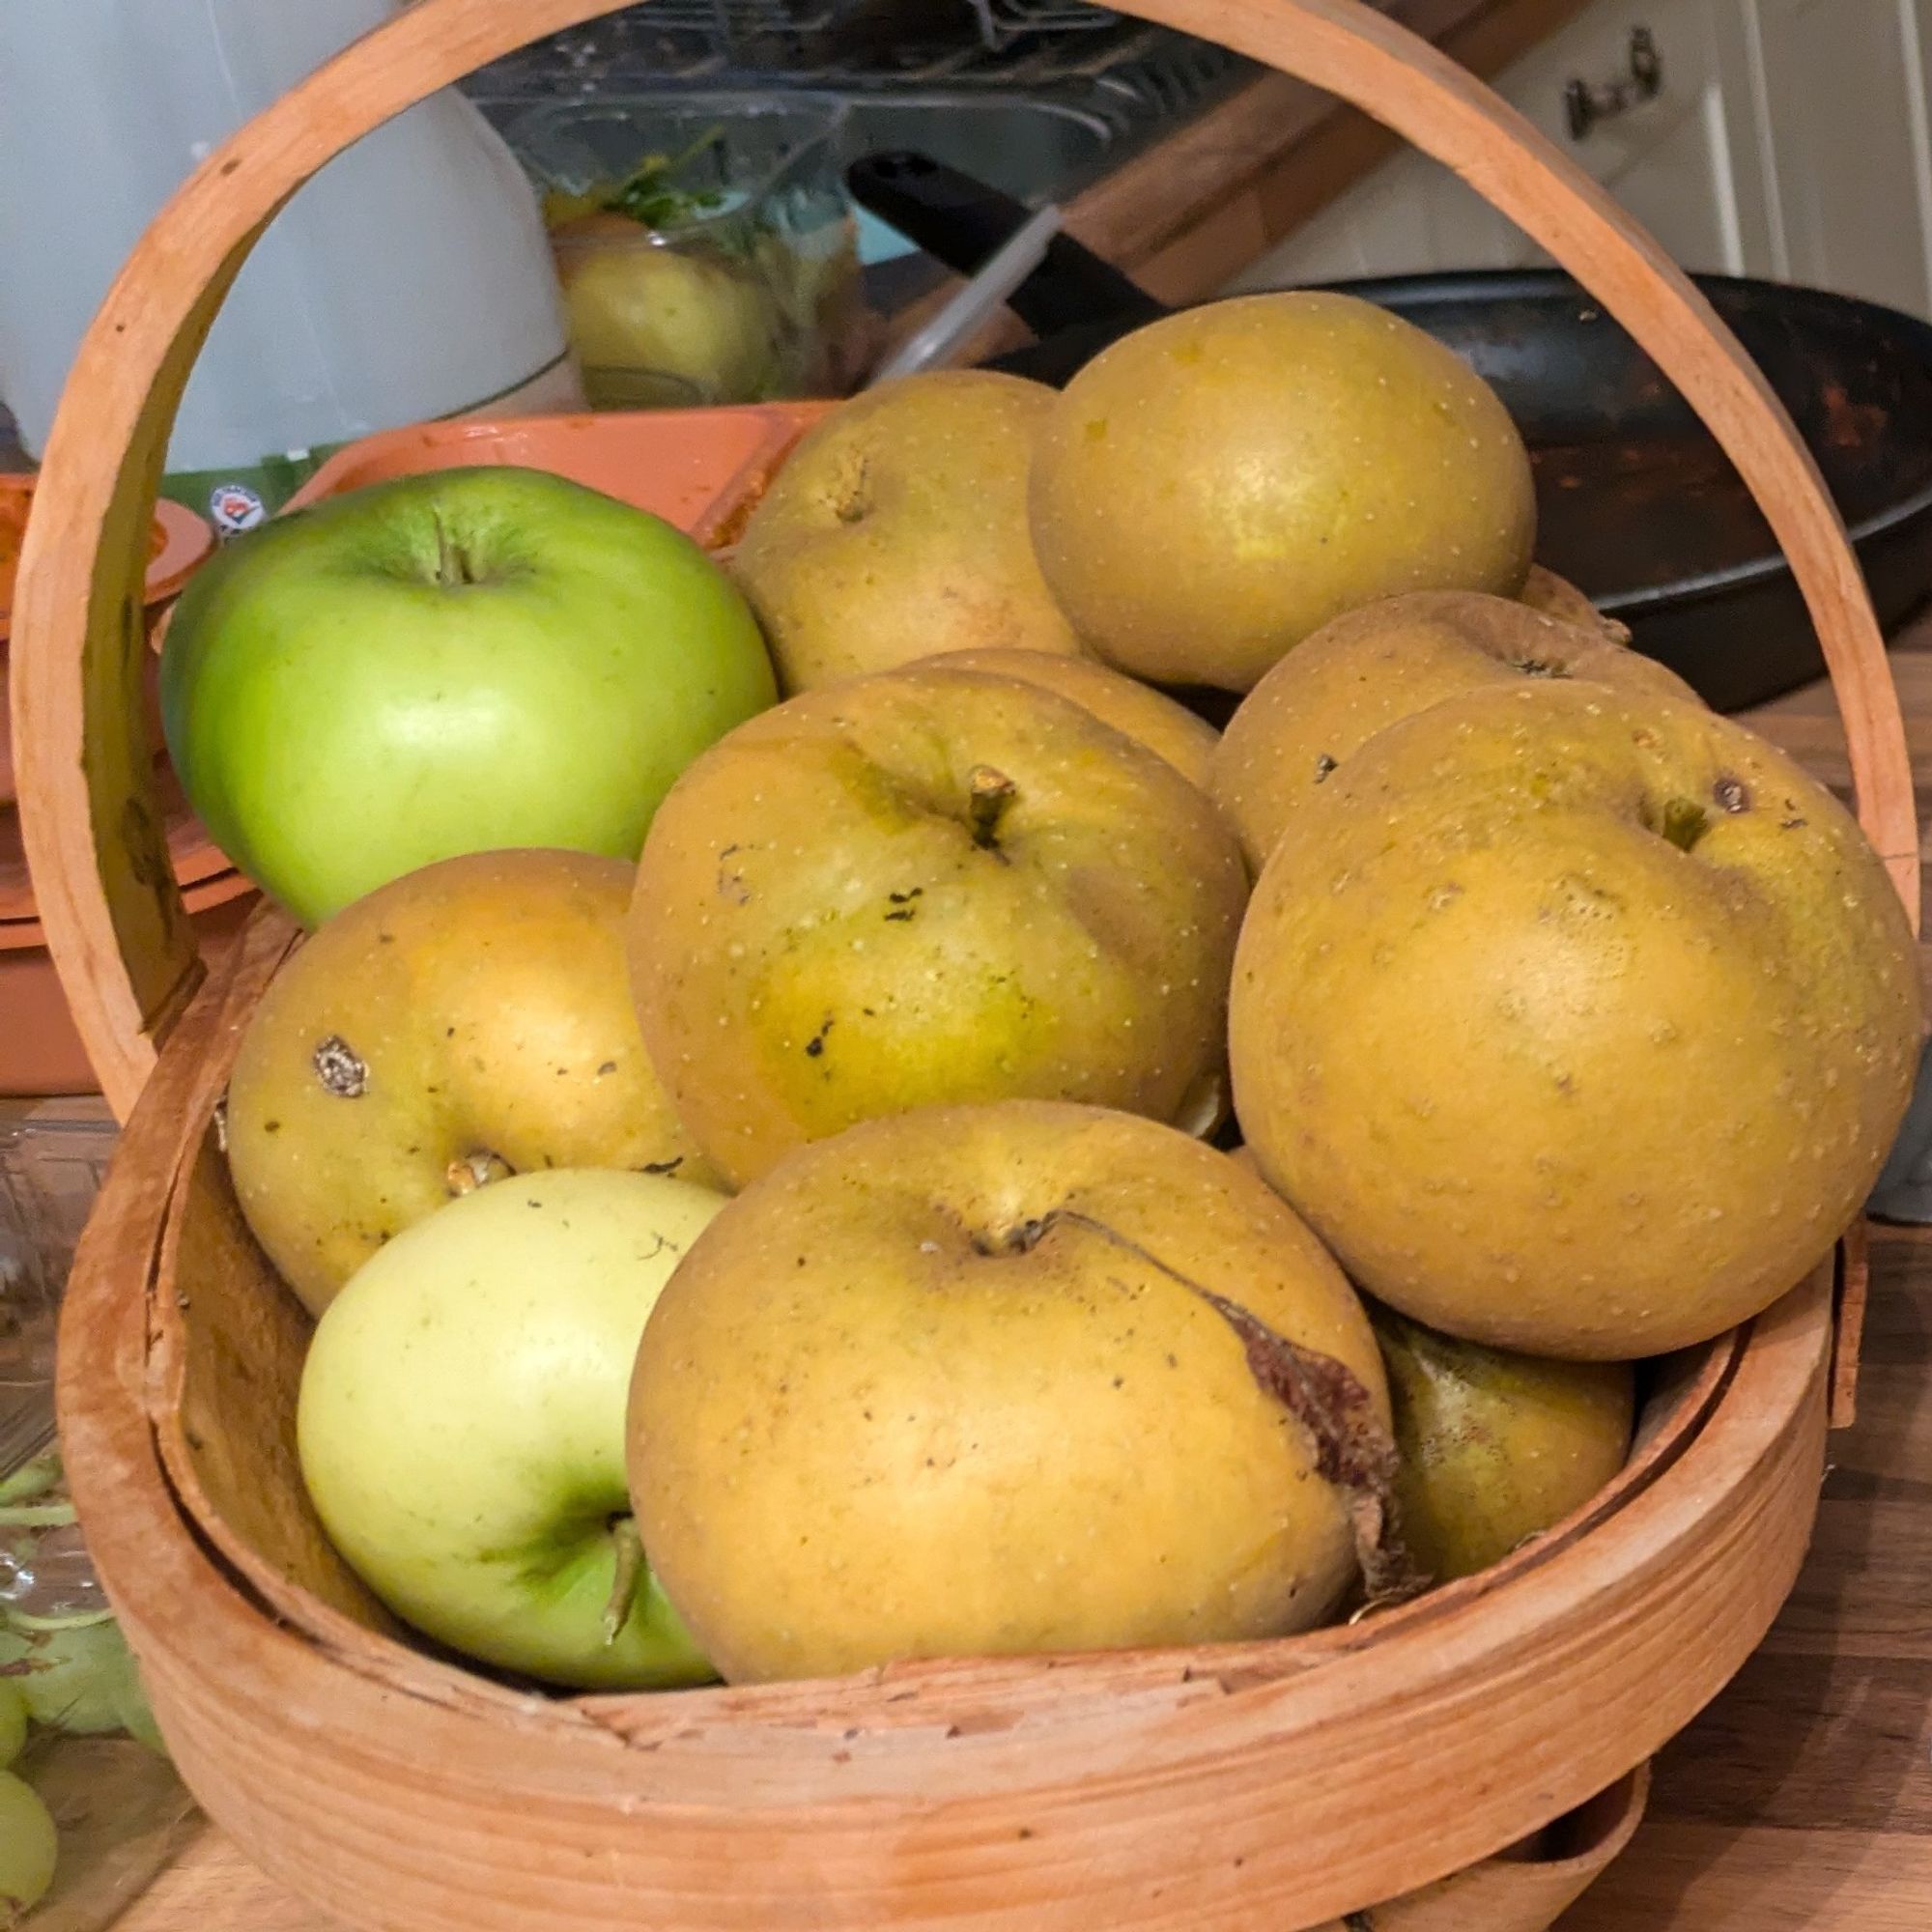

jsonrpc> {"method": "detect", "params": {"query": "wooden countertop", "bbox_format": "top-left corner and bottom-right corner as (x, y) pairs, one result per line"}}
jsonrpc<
(101, 625), (1932, 1929)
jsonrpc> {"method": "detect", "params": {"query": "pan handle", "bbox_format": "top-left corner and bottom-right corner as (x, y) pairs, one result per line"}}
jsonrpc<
(844, 151), (1167, 339)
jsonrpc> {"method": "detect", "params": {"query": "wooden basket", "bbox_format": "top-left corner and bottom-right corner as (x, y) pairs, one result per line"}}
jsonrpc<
(14, 2), (1920, 1927)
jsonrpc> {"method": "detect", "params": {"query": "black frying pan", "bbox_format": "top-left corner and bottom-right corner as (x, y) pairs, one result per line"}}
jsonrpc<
(849, 152), (1932, 713)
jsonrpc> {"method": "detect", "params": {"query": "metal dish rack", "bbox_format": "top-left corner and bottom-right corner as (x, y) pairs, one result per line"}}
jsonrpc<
(464, 0), (1249, 117)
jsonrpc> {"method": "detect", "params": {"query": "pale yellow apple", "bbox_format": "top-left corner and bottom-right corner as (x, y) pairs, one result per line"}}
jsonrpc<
(628, 663), (1247, 1187)
(1210, 588), (1699, 870)
(626, 1100), (1394, 1684)
(228, 848), (722, 1317)
(300, 1168), (724, 1690)
(1230, 681), (1922, 1358)
(730, 370), (1085, 692)
(1028, 292), (1537, 692)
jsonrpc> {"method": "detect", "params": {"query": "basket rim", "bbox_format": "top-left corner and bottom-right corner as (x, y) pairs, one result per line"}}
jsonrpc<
(127, 1268), (1827, 1774)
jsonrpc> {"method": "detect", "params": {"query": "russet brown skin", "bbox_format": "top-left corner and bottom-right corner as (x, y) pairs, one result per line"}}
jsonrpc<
(626, 1100), (1392, 1685)
(925, 645), (1221, 791)
(1520, 563), (1632, 642)
(227, 849), (722, 1317)
(1210, 588), (1702, 872)
(627, 663), (1248, 1189)
(1028, 293), (1538, 695)
(730, 370), (1085, 693)
(1230, 681), (1922, 1359)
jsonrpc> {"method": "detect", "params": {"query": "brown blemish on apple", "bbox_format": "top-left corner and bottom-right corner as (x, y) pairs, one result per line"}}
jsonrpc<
(311, 1035), (368, 1098)
(716, 842), (752, 905)
(1001, 1207), (1411, 1602)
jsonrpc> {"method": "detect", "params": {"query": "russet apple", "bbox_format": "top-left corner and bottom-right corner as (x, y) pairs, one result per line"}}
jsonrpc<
(1211, 588), (1699, 871)
(729, 371), (1085, 692)
(1028, 293), (1537, 693)
(1520, 563), (1631, 642)
(626, 1101), (1395, 1684)
(1371, 1302), (1634, 1583)
(161, 464), (776, 925)
(298, 1168), (724, 1690)
(628, 662), (1248, 1187)
(926, 646), (1220, 791)
(228, 848), (723, 1317)
(1230, 681), (1921, 1358)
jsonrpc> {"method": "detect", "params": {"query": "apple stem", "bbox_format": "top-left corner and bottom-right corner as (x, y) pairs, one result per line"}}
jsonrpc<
(429, 510), (477, 588)
(967, 766), (1017, 849)
(602, 1517), (645, 1645)
(444, 1150), (512, 1197)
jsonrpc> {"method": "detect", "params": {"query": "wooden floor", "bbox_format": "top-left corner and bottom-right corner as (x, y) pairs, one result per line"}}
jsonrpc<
(107, 628), (1932, 1931)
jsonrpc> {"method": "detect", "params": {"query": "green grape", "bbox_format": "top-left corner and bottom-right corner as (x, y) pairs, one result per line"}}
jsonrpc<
(11, 1617), (135, 1735)
(0, 1685), (24, 1770)
(0, 1771), (56, 1919)
(0, 1454), (61, 1510)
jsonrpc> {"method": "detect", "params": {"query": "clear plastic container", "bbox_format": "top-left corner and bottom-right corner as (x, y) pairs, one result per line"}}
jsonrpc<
(0, 1100), (116, 1475)
(507, 93), (874, 409)
(0, 1100), (197, 1932)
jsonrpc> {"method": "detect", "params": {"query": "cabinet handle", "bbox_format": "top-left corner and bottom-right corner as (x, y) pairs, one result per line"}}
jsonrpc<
(1565, 26), (1662, 140)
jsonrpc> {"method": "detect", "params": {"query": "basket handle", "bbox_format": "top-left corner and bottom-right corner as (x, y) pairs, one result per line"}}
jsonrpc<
(12, 0), (1918, 1122)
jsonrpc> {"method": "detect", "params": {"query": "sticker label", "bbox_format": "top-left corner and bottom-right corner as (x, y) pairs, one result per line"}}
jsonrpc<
(207, 482), (267, 537)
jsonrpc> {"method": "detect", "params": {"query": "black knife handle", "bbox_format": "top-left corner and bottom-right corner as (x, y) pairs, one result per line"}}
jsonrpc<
(844, 150), (1167, 340)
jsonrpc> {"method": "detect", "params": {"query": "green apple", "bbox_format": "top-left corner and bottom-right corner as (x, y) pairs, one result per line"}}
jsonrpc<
(296, 1167), (726, 1690)
(160, 466), (777, 927)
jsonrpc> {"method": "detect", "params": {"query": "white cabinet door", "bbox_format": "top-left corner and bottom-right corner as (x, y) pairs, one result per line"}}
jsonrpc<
(1229, 0), (1774, 293)
(1502, 1), (1774, 275)
(1737, 0), (1932, 316)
